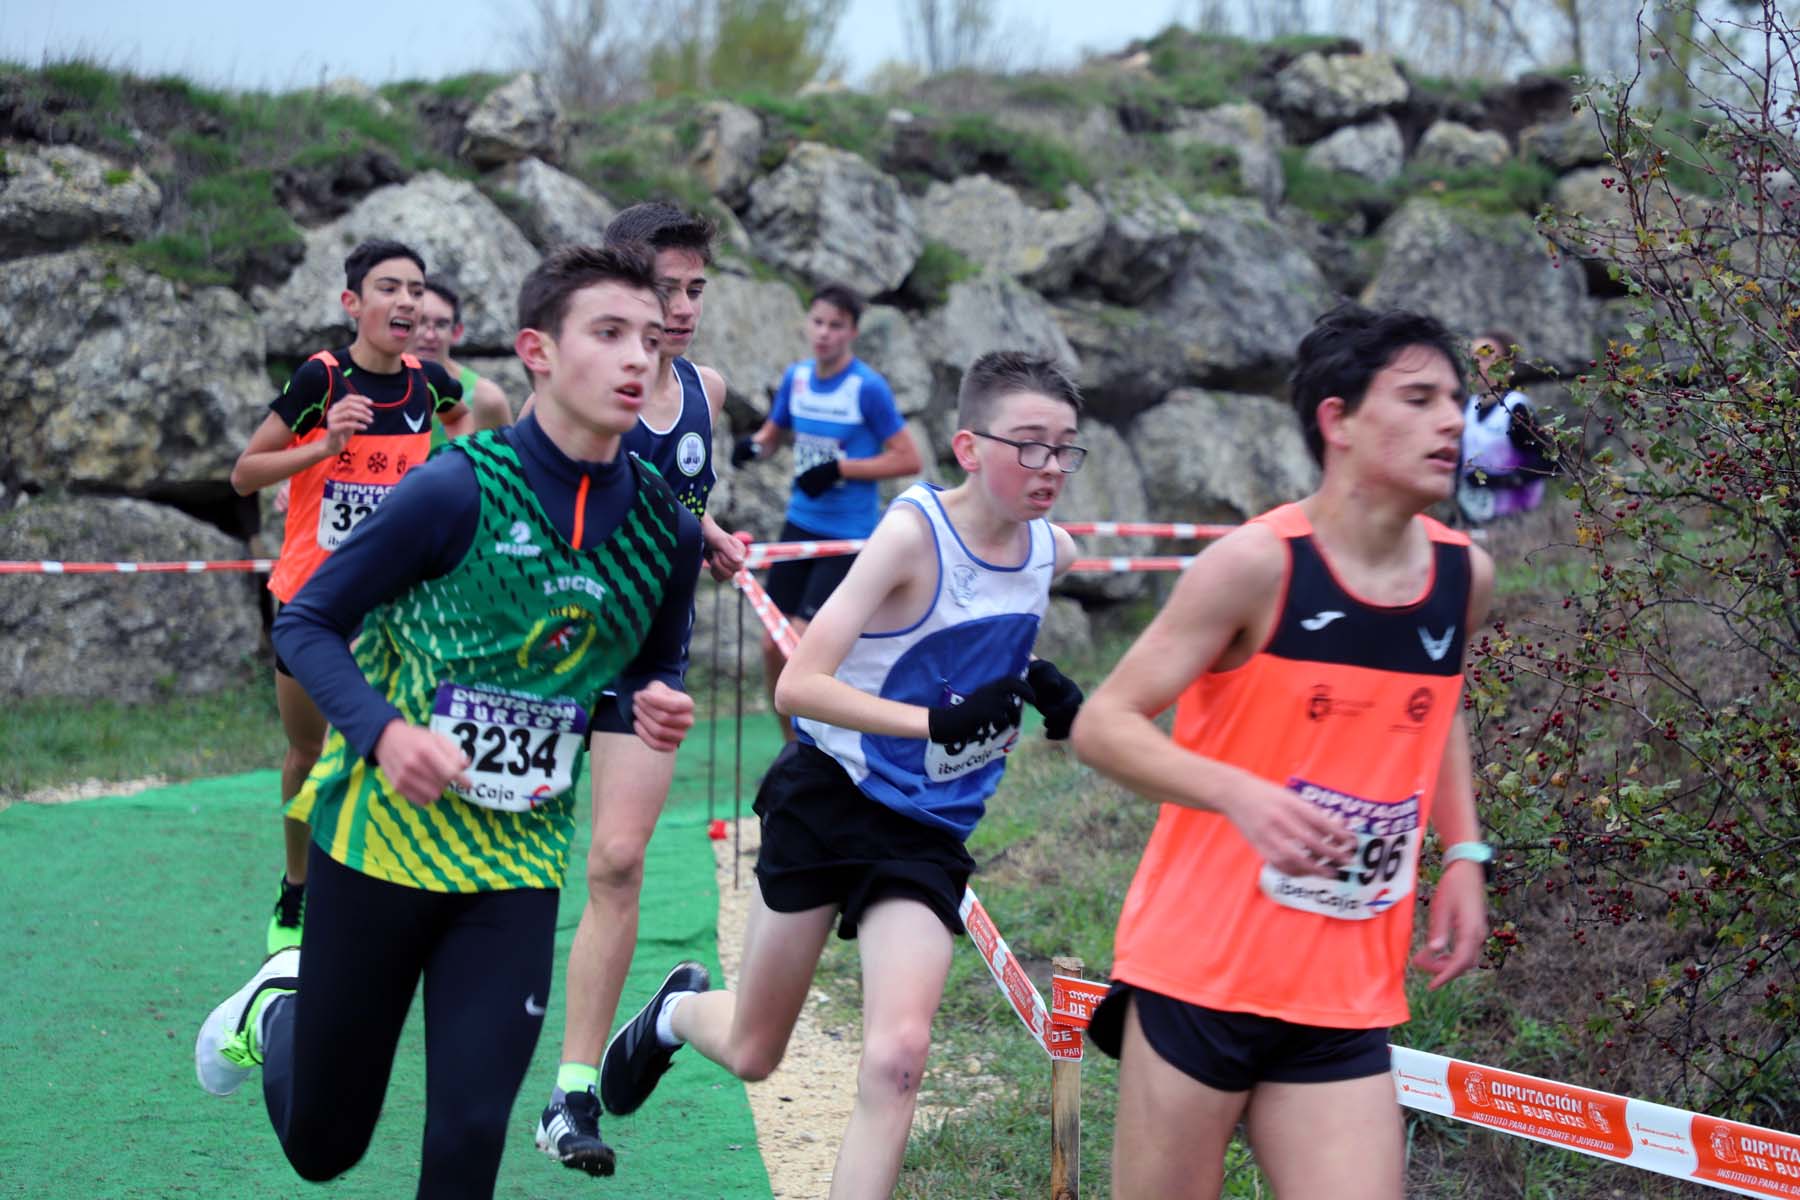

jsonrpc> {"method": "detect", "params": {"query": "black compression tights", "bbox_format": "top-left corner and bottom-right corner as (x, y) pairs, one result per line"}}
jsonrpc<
(260, 843), (558, 1199)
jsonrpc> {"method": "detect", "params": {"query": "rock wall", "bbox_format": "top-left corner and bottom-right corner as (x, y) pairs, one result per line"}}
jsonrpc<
(0, 55), (1614, 698)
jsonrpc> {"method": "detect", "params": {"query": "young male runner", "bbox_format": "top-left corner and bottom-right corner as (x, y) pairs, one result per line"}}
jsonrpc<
(1456, 329), (1553, 525)
(603, 352), (1089, 1199)
(730, 281), (921, 738)
(531, 202), (749, 1177)
(230, 238), (471, 955)
(195, 242), (702, 1200)
(415, 277), (515, 444)
(1070, 305), (1494, 1200)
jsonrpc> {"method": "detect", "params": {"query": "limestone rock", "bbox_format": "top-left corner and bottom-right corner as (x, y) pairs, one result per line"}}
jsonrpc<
(1155, 197), (1334, 387)
(1133, 390), (1320, 523)
(685, 267), (808, 421)
(854, 305), (932, 417)
(1170, 102), (1286, 209)
(1522, 115), (1610, 171)
(915, 174), (1104, 292)
(919, 274), (1079, 410)
(460, 72), (566, 168)
(746, 142), (921, 295)
(0, 249), (266, 493)
(1302, 116), (1405, 184)
(1083, 176), (1201, 305)
(1363, 198), (1592, 370)
(0, 496), (263, 701)
(690, 100), (766, 208)
(1034, 595), (1093, 663)
(0, 142), (162, 256)
(1415, 120), (1511, 171)
(487, 157), (616, 249)
(1051, 422), (1150, 602)
(1052, 297), (1191, 423)
(254, 172), (538, 356)
(1272, 52), (1409, 138)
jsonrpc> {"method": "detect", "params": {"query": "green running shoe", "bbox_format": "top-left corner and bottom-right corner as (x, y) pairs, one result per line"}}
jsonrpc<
(195, 948), (298, 1096)
(266, 875), (305, 955)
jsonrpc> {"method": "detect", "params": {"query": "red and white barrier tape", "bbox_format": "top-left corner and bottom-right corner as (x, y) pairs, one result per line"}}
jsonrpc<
(1058, 521), (1234, 540)
(2, 520), (1232, 577)
(732, 569), (798, 656)
(0, 558), (276, 575)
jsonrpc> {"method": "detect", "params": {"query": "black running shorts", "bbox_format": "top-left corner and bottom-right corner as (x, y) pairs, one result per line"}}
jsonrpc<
(754, 741), (976, 940)
(762, 520), (857, 621)
(1088, 982), (1391, 1092)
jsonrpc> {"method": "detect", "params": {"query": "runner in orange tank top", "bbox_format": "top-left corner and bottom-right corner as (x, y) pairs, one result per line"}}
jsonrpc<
(230, 239), (470, 957)
(1072, 305), (1495, 1200)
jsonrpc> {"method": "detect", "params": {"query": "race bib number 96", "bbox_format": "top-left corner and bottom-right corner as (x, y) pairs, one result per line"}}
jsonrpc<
(316, 479), (394, 551)
(427, 682), (589, 812)
(1259, 779), (1421, 921)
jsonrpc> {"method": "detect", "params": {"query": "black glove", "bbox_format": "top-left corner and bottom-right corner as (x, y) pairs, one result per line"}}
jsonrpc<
(927, 676), (1035, 747)
(1025, 658), (1084, 741)
(794, 458), (842, 498)
(731, 435), (762, 468)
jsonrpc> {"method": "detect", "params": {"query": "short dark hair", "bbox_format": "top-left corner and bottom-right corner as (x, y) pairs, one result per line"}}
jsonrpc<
(604, 202), (717, 265)
(423, 277), (462, 326)
(810, 281), (864, 326)
(1290, 304), (1463, 465)
(957, 350), (1083, 432)
(344, 238), (425, 294)
(516, 241), (665, 346)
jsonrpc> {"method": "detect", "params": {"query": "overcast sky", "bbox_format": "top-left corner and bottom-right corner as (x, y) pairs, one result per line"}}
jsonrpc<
(0, 0), (1186, 93)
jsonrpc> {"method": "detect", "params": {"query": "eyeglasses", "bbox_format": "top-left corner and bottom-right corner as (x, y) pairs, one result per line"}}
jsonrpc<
(421, 318), (456, 334)
(971, 431), (1087, 473)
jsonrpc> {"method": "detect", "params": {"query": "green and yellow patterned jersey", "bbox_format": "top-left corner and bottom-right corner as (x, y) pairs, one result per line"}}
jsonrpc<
(294, 430), (684, 893)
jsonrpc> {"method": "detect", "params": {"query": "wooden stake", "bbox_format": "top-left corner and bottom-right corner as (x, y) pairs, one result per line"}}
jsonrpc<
(1050, 954), (1082, 1200)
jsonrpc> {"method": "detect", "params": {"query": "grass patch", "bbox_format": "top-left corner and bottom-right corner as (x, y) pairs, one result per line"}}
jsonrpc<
(734, 88), (895, 168)
(908, 113), (1092, 206)
(0, 678), (284, 803)
(895, 239), (978, 308)
(4, 58), (469, 289)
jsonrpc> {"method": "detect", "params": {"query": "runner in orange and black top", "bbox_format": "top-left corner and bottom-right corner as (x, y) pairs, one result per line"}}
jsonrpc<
(1072, 305), (1495, 1200)
(231, 238), (469, 958)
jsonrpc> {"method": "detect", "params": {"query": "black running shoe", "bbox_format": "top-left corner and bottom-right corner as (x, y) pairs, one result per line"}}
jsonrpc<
(534, 1088), (615, 1177)
(266, 875), (305, 955)
(600, 960), (710, 1116)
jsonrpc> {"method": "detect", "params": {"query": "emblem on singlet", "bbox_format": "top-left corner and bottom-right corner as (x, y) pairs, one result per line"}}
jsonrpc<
(676, 431), (706, 476)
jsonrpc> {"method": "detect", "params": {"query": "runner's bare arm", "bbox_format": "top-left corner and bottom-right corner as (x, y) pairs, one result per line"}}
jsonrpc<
(698, 365), (727, 421)
(1071, 525), (1354, 877)
(773, 505), (935, 738)
(1049, 523), (1079, 581)
(231, 403), (370, 495)
(1414, 543), (1496, 987)
(837, 425), (922, 481)
(436, 400), (476, 440)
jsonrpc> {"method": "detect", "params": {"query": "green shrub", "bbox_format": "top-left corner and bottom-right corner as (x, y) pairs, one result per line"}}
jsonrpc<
(895, 240), (978, 308)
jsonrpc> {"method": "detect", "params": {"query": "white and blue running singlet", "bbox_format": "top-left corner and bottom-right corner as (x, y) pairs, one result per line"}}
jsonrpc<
(796, 482), (1053, 839)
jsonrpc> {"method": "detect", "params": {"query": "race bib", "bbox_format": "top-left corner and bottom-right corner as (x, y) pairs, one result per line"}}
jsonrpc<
(1456, 477), (1498, 525)
(924, 724), (1019, 782)
(793, 432), (842, 476)
(316, 479), (394, 550)
(1259, 779), (1421, 921)
(427, 682), (589, 812)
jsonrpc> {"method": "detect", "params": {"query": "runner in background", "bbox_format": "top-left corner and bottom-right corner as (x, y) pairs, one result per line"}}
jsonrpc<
(415, 277), (515, 450)
(229, 238), (469, 955)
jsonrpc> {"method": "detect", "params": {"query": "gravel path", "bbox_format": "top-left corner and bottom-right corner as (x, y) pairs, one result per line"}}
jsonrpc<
(711, 816), (862, 1198)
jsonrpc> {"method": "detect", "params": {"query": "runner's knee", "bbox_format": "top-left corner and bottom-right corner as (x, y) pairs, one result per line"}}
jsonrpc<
(857, 1022), (932, 1100)
(283, 1125), (372, 1183)
(585, 833), (649, 893)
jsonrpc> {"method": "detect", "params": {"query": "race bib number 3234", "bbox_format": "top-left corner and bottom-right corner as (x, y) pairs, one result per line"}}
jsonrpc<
(426, 682), (589, 812)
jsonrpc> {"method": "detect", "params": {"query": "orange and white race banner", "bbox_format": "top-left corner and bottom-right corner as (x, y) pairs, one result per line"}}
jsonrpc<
(0, 558), (276, 575)
(1391, 1046), (1800, 1197)
(1057, 521), (1234, 540)
(731, 569), (798, 656)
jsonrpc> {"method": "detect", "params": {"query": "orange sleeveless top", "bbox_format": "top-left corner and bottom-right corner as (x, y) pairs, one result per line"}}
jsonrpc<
(268, 351), (436, 603)
(1110, 503), (1472, 1029)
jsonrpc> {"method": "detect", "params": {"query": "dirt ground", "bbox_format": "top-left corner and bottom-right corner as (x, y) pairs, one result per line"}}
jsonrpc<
(710, 816), (863, 1198)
